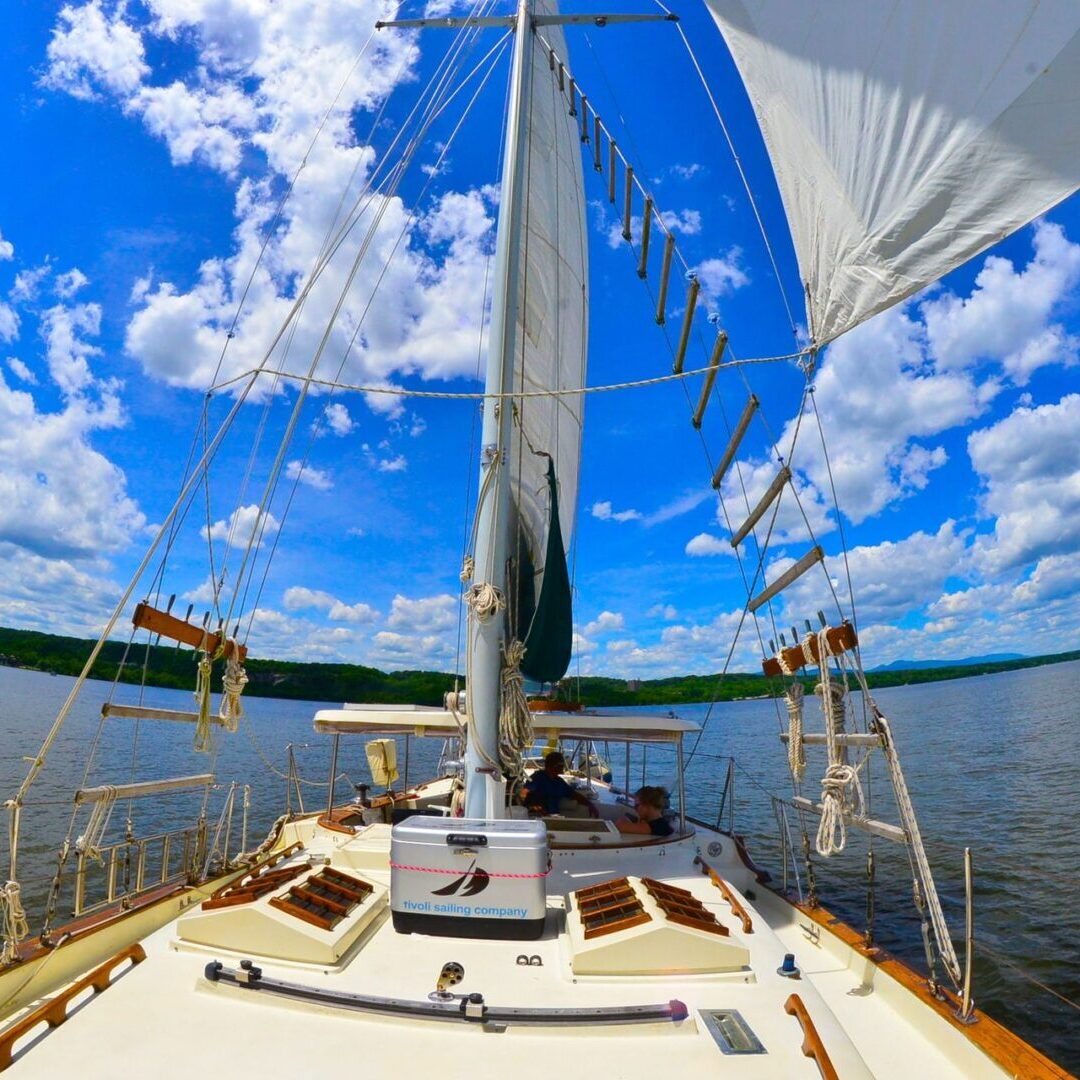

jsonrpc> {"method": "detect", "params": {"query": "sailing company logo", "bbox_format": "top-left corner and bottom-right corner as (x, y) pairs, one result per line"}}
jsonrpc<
(431, 859), (490, 898)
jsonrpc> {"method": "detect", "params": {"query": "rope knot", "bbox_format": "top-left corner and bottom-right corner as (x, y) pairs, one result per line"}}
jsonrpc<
(463, 581), (505, 623)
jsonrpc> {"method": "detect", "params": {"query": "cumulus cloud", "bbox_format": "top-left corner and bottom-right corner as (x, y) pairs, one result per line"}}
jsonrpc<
(582, 610), (624, 636)
(696, 249), (749, 304)
(6, 359), (36, 385)
(387, 593), (457, 632)
(320, 402), (354, 436)
(646, 603), (677, 620)
(42, 0), (149, 100)
(0, 230), (13, 261)
(967, 395), (1080, 573)
(685, 532), (730, 557)
(202, 504), (280, 550)
(285, 459), (332, 490)
(282, 585), (377, 622)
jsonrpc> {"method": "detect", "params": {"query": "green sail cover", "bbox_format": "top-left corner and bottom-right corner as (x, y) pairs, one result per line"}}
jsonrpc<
(519, 458), (573, 683)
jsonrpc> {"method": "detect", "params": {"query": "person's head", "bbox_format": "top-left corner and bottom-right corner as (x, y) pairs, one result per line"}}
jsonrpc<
(543, 751), (566, 777)
(633, 785), (668, 821)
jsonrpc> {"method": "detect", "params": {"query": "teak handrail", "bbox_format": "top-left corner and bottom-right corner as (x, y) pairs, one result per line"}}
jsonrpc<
(0, 944), (146, 1071)
(698, 863), (753, 933)
(784, 993), (839, 1080)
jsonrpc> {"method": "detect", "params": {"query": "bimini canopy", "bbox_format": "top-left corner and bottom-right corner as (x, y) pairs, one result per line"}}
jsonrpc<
(313, 706), (698, 744)
(705, 0), (1080, 345)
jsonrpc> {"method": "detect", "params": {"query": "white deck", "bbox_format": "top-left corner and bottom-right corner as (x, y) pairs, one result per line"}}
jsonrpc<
(3, 814), (1012, 1079)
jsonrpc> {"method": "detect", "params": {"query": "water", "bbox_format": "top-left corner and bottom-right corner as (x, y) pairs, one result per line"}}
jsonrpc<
(0, 661), (1077, 1071)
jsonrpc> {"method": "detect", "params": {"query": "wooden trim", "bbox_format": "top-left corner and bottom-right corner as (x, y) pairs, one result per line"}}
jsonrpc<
(527, 699), (583, 712)
(550, 829), (694, 851)
(762, 621), (857, 678)
(696, 861), (754, 933)
(784, 993), (839, 1080)
(780, 896), (1073, 1080)
(0, 944), (145, 1071)
(132, 601), (248, 661)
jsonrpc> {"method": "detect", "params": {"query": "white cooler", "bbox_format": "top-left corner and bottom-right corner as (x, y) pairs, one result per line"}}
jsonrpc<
(390, 817), (549, 939)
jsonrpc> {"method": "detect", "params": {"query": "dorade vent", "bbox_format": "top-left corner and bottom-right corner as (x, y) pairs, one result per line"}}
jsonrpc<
(640, 877), (728, 937)
(574, 877), (651, 939)
(269, 867), (374, 932)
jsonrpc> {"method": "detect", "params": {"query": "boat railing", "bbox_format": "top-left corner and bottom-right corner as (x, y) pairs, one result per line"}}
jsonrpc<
(72, 820), (208, 917)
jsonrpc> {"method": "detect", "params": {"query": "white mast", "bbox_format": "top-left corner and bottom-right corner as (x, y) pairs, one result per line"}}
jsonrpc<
(463, 0), (536, 820)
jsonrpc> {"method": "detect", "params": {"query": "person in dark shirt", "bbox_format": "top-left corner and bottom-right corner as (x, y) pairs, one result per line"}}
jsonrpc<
(520, 752), (598, 817)
(615, 786), (674, 837)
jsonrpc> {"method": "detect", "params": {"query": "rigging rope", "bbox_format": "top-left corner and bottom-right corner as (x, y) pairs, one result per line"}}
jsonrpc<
(219, 647), (248, 733)
(784, 681), (806, 782)
(0, 882), (28, 966)
(498, 640), (535, 781)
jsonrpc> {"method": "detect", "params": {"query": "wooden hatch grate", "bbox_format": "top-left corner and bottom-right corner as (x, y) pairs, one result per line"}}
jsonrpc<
(574, 877), (652, 939)
(202, 842), (305, 911)
(641, 877), (728, 937)
(268, 866), (374, 931)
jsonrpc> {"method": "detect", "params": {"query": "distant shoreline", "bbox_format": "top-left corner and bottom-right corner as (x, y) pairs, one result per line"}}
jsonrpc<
(0, 625), (1076, 709)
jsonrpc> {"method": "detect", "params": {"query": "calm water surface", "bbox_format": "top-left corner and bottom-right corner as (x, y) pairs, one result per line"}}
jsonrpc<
(0, 661), (1077, 1071)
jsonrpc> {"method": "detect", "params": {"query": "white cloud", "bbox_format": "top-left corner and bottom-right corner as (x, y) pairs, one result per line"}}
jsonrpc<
(6, 359), (36, 385)
(582, 610), (624, 636)
(285, 459), (332, 490)
(54, 268), (89, 299)
(696, 249), (749, 304)
(42, 0), (149, 100)
(319, 402), (355, 436)
(202, 504), (280, 550)
(369, 629), (454, 668)
(0, 230), (13, 261)
(387, 593), (457, 632)
(40, 302), (102, 396)
(377, 454), (407, 473)
(968, 395), (1080, 573)
(282, 585), (377, 623)
(644, 488), (712, 527)
(685, 532), (730, 557)
(922, 220), (1080, 384)
(646, 603), (677, 620)
(11, 266), (49, 304)
(591, 499), (640, 523)
(0, 305), (19, 344)
(0, 371), (143, 558)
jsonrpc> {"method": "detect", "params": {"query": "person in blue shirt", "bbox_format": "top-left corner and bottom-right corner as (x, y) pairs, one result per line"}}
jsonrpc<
(520, 752), (598, 817)
(615, 786), (674, 837)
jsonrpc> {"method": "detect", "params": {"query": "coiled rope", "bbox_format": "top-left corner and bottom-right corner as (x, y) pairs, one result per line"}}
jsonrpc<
(784, 681), (806, 781)
(0, 882), (29, 966)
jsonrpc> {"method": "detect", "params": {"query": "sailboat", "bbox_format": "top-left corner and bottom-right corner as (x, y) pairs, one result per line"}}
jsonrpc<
(0, 1), (1077, 1076)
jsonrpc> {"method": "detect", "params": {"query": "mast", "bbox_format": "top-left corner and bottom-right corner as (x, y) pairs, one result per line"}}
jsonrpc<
(463, 0), (535, 820)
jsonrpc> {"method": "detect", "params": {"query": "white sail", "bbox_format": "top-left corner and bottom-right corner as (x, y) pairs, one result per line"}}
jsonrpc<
(508, 5), (588, 675)
(705, 0), (1080, 345)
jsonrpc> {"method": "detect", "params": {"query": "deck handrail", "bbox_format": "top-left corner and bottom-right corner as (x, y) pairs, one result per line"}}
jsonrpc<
(783, 993), (839, 1080)
(0, 943), (146, 1071)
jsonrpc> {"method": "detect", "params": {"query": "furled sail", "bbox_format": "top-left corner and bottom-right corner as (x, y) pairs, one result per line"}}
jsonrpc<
(509, 3), (588, 683)
(705, 1), (1080, 345)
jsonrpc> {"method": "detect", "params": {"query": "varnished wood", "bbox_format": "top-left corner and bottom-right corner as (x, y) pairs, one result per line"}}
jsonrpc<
(132, 601), (248, 660)
(787, 898), (1073, 1080)
(762, 621), (858, 678)
(0, 944), (145, 1071)
(784, 993), (839, 1080)
(527, 699), (583, 712)
(697, 862), (754, 933)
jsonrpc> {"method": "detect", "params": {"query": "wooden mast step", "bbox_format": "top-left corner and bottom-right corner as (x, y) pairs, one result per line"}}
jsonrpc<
(748, 545), (824, 613)
(102, 703), (223, 726)
(132, 601), (247, 661)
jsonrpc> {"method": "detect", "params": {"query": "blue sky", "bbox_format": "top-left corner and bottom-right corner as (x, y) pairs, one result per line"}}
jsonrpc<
(1, 0), (1079, 679)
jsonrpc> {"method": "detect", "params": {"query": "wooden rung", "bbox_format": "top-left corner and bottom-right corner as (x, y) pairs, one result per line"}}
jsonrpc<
(691, 332), (726, 430)
(621, 164), (634, 240)
(580, 94), (589, 141)
(672, 276), (700, 375)
(731, 466), (790, 548)
(290, 884), (350, 916)
(780, 732), (880, 748)
(790, 797), (907, 844)
(593, 115), (602, 169)
(102, 703), (223, 726)
(762, 621), (858, 677)
(711, 394), (758, 489)
(132, 602), (247, 661)
(75, 773), (214, 805)
(637, 198), (653, 278)
(607, 139), (616, 200)
(748, 546), (824, 613)
(655, 233), (675, 325)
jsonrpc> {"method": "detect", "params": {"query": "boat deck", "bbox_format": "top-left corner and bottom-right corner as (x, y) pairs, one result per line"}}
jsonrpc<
(1, 815), (1026, 1079)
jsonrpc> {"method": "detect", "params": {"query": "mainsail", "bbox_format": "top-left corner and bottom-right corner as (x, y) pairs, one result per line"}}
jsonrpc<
(508, 6), (588, 683)
(706, 1), (1080, 345)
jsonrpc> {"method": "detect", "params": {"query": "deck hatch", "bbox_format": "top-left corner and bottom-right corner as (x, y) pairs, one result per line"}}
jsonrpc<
(641, 877), (728, 936)
(201, 843), (305, 910)
(575, 877), (651, 938)
(700, 1009), (766, 1055)
(269, 867), (374, 931)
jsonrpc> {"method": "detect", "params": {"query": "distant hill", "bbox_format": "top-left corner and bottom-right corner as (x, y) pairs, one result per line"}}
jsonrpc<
(871, 653), (1025, 672)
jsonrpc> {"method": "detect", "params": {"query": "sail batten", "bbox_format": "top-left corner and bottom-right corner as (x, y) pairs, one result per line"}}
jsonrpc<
(706, 0), (1080, 344)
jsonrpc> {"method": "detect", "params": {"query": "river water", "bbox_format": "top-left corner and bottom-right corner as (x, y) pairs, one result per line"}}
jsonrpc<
(0, 661), (1077, 1071)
